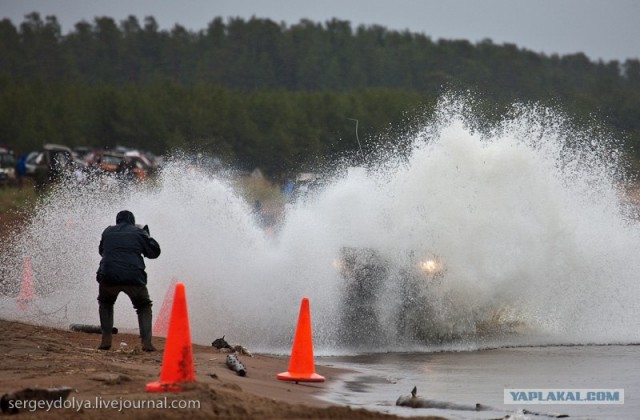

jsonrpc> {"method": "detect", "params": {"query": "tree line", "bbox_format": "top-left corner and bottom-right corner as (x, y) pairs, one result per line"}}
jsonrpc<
(1, 12), (639, 175)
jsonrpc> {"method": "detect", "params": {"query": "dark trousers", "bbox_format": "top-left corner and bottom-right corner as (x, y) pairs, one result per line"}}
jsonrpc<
(97, 283), (152, 313)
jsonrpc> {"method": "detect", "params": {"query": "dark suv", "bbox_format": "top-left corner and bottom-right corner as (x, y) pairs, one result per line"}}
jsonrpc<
(0, 147), (16, 185)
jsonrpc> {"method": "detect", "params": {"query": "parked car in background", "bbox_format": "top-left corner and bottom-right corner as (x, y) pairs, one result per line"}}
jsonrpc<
(20, 144), (159, 188)
(0, 147), (16, 186)
(72, 146), (93, 162)
(123, 150), (154, 181)
(23, 151), (39, 175)
(25, 144), (78, 189)
(25, 144), (75, 172)
(96, 152), (123, 174)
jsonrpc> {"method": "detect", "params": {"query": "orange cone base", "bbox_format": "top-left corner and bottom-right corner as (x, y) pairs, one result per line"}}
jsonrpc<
(277, 371), (325, 382)
(16, 298), (33, 311)
(145, 381), (192, 393)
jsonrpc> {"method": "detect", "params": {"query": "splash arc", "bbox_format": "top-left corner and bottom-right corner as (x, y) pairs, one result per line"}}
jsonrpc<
(2, 96), (640, 353)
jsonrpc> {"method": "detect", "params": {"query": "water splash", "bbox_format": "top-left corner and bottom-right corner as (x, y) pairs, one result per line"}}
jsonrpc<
(1, 97), (639, 355)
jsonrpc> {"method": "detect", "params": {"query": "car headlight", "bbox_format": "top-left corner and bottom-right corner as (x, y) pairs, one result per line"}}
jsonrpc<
(418, 257), (443, 275)
(332, 258), (346, 273)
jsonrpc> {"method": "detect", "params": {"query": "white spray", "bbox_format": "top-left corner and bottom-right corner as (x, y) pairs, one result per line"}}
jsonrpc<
(1, 97), (639, 354)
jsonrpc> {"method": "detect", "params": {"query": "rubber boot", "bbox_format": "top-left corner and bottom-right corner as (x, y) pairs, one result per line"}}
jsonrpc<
(138, 306), (156, 352)
(98, 304), (113, 350)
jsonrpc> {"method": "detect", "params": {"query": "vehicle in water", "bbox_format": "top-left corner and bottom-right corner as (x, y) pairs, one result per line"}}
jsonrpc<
(333, 246), (447, 347)
(280, 165), (525, 347)
(333, 245), (524, 348)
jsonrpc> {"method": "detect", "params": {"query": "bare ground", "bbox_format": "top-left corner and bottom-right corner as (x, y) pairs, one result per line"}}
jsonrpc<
(0, 319), (447, 419)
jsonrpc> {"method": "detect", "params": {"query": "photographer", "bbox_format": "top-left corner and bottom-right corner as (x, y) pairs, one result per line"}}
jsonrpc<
(96, 210), (161, 351)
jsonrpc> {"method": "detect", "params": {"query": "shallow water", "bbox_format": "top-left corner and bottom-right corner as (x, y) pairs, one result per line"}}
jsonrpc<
(320, 345), (640, 419)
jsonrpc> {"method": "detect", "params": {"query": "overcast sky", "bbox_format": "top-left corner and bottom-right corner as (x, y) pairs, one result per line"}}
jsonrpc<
(1, 0), (638, 63)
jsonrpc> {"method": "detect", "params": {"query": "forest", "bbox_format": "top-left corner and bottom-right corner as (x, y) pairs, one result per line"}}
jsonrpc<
(1, 12), (639, 175)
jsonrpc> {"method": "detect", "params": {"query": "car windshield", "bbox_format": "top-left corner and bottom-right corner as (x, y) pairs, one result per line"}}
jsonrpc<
(102, 156), (121, 165)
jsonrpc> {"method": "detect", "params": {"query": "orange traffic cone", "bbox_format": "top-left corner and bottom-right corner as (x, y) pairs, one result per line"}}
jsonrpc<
(17, 256), (35, 311)
(277, 297), (325, 383)
(146, 282), (195, 392)
(153, 277), (178, 336)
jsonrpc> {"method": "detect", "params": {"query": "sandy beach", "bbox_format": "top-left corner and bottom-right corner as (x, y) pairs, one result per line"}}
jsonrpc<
(0, 319), (446, 419)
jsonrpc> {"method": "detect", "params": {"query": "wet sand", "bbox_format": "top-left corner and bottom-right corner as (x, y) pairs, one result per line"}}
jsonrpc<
(0, 318), (446, 419)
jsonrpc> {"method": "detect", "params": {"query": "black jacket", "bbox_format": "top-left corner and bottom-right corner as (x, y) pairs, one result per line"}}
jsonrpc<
(97, 219), (161, 286)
